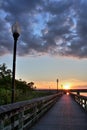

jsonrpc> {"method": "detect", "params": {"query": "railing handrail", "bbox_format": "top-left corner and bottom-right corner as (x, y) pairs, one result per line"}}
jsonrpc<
(70, 93), (87, 100)
(70, 93), (87, 111)
(0, 94), (59, 115)
(0, 93), (62, 130)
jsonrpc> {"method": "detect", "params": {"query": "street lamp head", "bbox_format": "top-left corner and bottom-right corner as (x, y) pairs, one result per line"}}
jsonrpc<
(12, 22), (20, 40)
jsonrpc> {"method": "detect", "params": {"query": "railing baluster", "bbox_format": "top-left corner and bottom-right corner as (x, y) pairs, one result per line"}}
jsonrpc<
(11, 116), (14, 130)
(18, 109), (24, 130)
(84, 100), (86, 109)
(86, 101), (87, 110)
(0, 119), (4, 130)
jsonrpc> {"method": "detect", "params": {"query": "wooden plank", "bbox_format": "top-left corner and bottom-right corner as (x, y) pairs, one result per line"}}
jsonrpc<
(30, 95), (87, 130)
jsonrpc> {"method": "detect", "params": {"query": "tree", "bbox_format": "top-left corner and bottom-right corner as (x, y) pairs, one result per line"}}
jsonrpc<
(27, 82), (34, 89)
(0, 63), (12, 104)
(0, 63), (12, 89)
(0, 63), (12, 79)
(0, 63), (37, 105)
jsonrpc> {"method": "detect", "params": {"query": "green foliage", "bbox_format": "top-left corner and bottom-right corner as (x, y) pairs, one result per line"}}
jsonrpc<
(0, 88), (11, 104)
(0, 63), (36, 105)
(0, 63), (51, 105)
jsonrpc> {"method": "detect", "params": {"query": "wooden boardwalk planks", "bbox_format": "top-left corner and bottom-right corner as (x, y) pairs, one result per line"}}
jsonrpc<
(30, 95), (87, 130)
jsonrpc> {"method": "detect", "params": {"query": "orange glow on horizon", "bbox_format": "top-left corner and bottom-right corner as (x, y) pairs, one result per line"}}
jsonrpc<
(63, 83), (71, 90)
(35, 81), (55, 89)
(34, 80), (87, 90)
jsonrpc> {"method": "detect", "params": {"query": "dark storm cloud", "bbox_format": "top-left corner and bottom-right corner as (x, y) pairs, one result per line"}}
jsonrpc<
(0, 0), (87, 58)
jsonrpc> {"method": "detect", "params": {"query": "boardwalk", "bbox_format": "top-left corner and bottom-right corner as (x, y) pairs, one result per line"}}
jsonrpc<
(30, 94), (87, 130)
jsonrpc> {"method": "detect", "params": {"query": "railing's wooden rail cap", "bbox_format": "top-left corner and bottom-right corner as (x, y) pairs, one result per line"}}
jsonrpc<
(0, 93), (60, 115)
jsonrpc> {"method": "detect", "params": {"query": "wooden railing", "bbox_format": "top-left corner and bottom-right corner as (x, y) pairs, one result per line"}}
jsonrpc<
(70, 93), (87, 111)
(0, 93), (62, 130)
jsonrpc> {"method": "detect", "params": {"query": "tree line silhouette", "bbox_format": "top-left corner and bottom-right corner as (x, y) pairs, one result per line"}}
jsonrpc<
(0, 63), (36, 105)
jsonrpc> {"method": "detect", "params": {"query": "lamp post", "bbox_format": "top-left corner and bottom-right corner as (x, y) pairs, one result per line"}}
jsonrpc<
(11, 22), (20, 103)
(57, 78), (59, 92)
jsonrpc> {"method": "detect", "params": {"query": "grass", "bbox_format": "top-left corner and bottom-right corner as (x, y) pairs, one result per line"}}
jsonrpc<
(0, 88), (52, 105)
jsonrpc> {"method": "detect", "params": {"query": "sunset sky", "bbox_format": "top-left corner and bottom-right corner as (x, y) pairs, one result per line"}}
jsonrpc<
(0, 0), (87, 89)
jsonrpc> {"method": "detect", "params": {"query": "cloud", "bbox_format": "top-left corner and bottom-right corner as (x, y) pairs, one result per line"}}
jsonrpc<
(0, 0), (87, 58)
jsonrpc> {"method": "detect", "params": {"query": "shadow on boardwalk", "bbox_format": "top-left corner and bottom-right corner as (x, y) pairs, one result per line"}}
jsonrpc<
(30, 94), (87, 130)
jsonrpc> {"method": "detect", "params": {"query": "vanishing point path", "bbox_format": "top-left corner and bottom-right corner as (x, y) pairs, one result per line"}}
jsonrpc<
(30, 94), (87, 130)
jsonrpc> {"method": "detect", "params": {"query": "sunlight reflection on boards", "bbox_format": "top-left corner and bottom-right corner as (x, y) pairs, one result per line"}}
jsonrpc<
(66, 92), (69, 95)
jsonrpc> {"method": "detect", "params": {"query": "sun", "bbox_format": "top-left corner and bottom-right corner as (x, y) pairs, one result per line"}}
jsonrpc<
(63, 84), (71, 90)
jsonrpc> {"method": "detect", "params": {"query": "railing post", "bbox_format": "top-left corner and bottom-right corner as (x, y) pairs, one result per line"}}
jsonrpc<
(84, 100), (86, 109)
(0, 119), (4, 130)
(34, 103), (38, 121)
(11, 117), (14, 130)
(18, 109), (24, 130)
(86, 101), (87, 110)
(77, 92), (80, 95)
